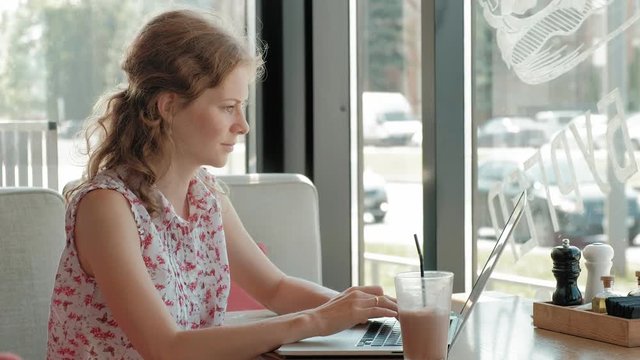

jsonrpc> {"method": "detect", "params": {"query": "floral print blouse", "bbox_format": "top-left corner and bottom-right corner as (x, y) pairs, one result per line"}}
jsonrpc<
(47, 168), (230, 359)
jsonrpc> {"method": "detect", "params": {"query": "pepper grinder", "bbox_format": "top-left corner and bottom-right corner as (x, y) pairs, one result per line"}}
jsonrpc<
(582, 242), (614, 303)
(551, 238), (583, 306)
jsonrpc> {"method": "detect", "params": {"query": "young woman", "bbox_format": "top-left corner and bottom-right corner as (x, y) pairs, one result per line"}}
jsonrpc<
(47, 9), (396, 360)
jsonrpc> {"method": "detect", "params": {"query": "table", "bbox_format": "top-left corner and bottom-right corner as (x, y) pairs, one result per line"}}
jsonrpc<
(448, 293), (640, 360)
(226, 293), (640, 359)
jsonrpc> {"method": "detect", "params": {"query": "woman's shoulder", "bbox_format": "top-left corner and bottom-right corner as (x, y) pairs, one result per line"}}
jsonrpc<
(75, 188), (134, 222)
(67, 170), (145, 215)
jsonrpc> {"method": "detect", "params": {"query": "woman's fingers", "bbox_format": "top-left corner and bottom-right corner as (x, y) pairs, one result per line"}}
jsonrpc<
(374, 295), (398, 311)
(314, 288), (399, 335)
(344, 285), (384, 296)
(340, 287), (398, 313)
(369, 306), (398, 319)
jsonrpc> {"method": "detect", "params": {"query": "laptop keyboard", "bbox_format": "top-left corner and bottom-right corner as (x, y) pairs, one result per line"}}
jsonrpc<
(356, 317), (456, 348)
(356, 319), (402, 347)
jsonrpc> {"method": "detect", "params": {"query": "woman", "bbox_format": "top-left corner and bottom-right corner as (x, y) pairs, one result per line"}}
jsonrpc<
(47, 9), (396, 360)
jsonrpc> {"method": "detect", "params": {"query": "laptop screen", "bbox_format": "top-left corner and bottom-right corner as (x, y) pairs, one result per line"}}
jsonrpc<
(451, 190), (527, 345)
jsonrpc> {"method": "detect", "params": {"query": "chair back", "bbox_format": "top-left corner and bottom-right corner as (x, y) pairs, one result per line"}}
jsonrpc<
(0, 188), (65, 359)
(218, 173), (323, 284)
(0, 120), (58, 190)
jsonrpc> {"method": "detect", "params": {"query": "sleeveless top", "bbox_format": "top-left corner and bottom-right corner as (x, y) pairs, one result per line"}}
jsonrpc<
(47, 168), (230, 359)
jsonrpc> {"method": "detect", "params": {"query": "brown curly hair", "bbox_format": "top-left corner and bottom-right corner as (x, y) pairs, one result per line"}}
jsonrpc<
(67, 9), (263, 216)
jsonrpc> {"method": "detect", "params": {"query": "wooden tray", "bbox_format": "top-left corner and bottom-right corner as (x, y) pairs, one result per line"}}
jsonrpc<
(533, 301), (640, 347)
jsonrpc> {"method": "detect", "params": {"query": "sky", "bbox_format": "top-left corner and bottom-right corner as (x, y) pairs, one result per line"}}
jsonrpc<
(0, 1), (19, 13)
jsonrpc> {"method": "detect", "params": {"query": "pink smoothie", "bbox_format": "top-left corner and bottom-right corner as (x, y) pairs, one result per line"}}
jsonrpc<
(399, 308), (449, 360)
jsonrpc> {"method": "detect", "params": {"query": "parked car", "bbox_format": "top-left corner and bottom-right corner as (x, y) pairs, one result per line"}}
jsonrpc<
(363, 170), (388, 223)
(477, 154), (640, 247)
(560, 113), (608, 149)
(628, 113), (640, 150)
(534, 110), (583, 137)
(592, 112), (640, 151)
(533, 153), (640, 247)
(362, 92), (421, 146)
(477, 116), (548, 148)
(476, 158), (537, 242)
(476, 159), (522, 230)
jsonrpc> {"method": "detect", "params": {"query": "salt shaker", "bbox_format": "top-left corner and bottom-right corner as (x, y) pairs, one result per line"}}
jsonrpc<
(592, 275), (622, 313)
(582, 242), (614, 303)
(551, 239), (583, 306)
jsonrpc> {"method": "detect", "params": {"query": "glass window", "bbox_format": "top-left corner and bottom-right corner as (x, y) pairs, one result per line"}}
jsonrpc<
(473, 1), (640, 299)
(357, 0), (422, 294)
(0, 0), (251, 193)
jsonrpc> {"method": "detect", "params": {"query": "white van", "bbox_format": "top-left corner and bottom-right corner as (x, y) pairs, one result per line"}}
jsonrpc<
(362, 92), (421, 146)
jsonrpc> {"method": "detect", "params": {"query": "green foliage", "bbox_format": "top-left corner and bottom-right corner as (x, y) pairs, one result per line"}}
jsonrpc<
(0, 0), (136, 122)
(473, 5), (494, 123)
(0, 5), (46, 118)
(629, 47), (640, 112)
(43, 1), (135, 122)
(362, 0), (405, 92)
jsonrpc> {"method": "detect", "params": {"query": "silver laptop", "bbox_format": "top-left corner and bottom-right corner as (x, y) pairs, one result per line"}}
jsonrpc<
(275, 190), (527, 358)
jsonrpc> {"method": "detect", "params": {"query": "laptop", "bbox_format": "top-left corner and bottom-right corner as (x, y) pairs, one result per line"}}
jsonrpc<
(275, 190), (527, 358)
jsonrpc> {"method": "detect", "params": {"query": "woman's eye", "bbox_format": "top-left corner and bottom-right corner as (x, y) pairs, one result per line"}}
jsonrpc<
(224, 106), (235, 113)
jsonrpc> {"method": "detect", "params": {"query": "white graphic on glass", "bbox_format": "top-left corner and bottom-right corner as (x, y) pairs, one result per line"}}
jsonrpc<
(479, 0), (640, 84)
(486, 89), (638, 260)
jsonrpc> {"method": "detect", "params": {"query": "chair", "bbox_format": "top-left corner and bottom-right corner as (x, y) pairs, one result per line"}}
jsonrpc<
(219, 173), (323, 310)
(0, 120), (59, 190)
(0, 188), (65, 359)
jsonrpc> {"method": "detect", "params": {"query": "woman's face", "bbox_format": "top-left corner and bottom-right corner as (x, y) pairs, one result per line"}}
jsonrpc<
(170, 65), (251, 168)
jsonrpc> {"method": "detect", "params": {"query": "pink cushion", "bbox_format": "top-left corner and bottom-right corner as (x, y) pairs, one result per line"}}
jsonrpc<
(226, 243), (267, 311)
(0, 353), (22, 360)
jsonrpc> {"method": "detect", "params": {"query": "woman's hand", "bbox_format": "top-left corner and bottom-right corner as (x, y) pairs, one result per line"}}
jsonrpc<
(305, 285), (398, 337)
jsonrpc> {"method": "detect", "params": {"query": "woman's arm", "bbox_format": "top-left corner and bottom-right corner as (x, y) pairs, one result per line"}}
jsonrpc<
(221, 193), (338, 313)
(75, 189), (396, 360)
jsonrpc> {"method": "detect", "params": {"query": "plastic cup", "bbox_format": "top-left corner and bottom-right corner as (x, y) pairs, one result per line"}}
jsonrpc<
(394, 271), (454, 360)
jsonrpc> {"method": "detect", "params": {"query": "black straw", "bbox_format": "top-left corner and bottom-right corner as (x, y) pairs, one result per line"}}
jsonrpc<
(413, 233), (427, 306)
(413, 234), (424, 277)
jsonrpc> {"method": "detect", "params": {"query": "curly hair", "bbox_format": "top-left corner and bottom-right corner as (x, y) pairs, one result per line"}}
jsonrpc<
(67, 9), (263, 216)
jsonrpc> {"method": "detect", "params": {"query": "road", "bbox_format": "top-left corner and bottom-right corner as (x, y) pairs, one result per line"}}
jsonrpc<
(364, 181), (640, 255)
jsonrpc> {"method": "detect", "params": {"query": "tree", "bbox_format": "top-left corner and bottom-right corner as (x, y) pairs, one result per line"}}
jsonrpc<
(362, 0), (405, 92)
(0, 3), (46, 119)
(43, 0), (135, 123)
(473, 4), (494, 125)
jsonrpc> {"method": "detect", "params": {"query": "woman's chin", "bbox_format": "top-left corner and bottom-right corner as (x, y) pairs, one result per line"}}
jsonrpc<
(205, 158), (228, 169)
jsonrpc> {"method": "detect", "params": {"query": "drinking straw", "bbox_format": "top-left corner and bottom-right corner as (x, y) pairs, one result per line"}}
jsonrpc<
(413, 233), (424, 277)
(413, 234), (427, 307)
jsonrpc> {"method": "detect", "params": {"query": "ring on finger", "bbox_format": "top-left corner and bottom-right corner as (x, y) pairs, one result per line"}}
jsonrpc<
(374, 296), (379, 307)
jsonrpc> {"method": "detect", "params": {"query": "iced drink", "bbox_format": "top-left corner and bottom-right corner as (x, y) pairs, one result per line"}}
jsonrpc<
(395, 271), (453, 360)
(399, 308), (449, 360)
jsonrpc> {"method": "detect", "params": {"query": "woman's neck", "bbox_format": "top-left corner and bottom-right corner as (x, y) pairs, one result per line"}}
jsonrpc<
(154, 164), (198, 220)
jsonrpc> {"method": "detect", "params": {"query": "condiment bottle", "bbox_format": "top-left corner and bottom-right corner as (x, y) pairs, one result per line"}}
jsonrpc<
(582, 242), (614, 303)
(551, 239), (583, 306)
(629, 271), (640, 297)
(592, 275), (622, 313)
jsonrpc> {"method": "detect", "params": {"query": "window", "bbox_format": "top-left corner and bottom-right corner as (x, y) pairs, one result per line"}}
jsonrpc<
(356, 0), (423, 294)
(0, 0), (251, 193)
(473, 0), (640, 298)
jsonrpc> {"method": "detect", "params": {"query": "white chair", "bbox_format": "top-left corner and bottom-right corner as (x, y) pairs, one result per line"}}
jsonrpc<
(0, 120), (59, 190)
(218, 173), (323, 285)
(0, 188), (65, 359)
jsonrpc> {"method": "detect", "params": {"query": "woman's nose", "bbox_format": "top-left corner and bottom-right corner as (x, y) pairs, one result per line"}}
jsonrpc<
(235, 112), (250, 135)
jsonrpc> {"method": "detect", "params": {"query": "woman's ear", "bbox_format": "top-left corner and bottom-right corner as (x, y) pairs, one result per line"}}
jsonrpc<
(156, 92), (177, 121)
